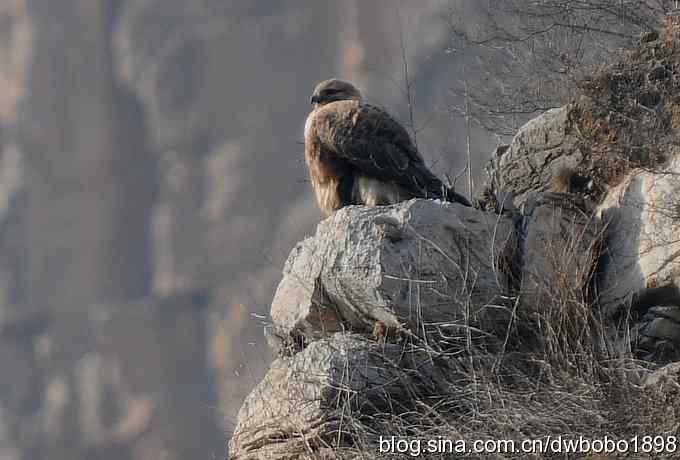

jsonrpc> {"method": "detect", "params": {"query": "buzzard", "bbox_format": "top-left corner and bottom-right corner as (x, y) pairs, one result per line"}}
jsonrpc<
(304, 78), (471, 217)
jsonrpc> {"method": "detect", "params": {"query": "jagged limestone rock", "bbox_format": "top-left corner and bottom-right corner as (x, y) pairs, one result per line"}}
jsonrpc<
(596, 152), (680, 316)
(642, 361), (680, 388)
(270, 199), (515, 344)
(518, 192), (602, 309)
(479, 105), (584, 209)
(228, 333), (446, 460)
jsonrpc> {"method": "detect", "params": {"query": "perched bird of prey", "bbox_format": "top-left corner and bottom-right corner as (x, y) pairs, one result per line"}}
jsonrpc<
(304, 78), (471, 217)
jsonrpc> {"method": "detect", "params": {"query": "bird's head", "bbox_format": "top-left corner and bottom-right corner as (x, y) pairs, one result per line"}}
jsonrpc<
(310, 79), (362, 107)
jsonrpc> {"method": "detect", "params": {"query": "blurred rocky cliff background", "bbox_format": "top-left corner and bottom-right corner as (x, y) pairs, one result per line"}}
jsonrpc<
(0, 1), (501, 459)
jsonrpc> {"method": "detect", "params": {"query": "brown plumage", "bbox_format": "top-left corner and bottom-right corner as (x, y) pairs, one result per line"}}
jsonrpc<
(304, 78), (471, 217)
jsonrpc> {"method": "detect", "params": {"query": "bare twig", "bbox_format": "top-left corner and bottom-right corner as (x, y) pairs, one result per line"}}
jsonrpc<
(395, 5), (418, 149)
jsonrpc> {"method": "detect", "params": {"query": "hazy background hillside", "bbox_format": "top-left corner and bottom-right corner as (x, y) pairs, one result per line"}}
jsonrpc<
(0, 0), (658, 458)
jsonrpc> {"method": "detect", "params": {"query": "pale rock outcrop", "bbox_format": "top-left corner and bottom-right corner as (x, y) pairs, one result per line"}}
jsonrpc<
(270, 199), (515, 344)
(231, 195), (613, 460)
(596, 152), (680, 316)
(476, 88), (680, 328)
(480, 105), (584, 209)
(232, 194), (610, 458)
(642, 361), (680, 388)
(228, 333), (446, 460)
(232, 68), (680, 457)
(519, 192), (601, 309)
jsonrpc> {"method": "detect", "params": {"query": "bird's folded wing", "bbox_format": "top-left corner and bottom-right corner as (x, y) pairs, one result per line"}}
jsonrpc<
(312, 101), (434, 192)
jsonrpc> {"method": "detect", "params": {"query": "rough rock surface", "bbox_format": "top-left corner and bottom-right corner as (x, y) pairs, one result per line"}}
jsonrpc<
(231, 194), (609, 458)
(232, 26), (680, 459)
(519, 192), (601, 309)
(270, 199), (516, 343)
(479, 105), (584, 209)
(642, 361), (680, 388)
(638, 305), (680, 363)
(595, 152), (680, 316)
(232, 128), (680, 460)
(228, 333), (447, 460)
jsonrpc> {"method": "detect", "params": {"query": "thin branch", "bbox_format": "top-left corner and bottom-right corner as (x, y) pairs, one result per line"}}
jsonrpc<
(395, 5), (418, 149)
(462, 47), (474, 201)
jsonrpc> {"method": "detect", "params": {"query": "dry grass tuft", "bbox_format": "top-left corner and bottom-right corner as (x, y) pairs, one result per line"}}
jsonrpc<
(570, 17), (680, 194)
